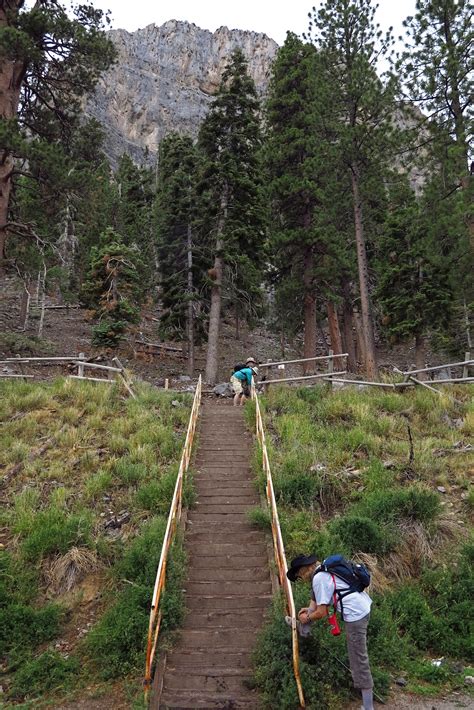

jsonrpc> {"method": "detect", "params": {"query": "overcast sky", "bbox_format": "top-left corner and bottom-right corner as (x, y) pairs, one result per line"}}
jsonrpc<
(87, 0), (417, 46)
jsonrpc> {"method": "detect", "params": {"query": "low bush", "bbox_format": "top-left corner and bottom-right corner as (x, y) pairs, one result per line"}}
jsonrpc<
(328, 515), (394, 556)
(9, 651), (79, 699)
(355, 486), (440, 526)
(86, 518), (187, 677)
(113, 456), (148, 486)
(0, 551), (62, 660)
(21, 508), (93, 561)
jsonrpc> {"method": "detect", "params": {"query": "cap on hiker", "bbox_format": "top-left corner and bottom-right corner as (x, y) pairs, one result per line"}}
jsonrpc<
(286, 554), (318, 582)
(246, 357), (256, 365)
(251, 366), (259, 376)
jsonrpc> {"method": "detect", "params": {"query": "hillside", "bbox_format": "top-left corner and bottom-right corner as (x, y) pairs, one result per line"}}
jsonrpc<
(250, 384), (473, 708)
(0, 378), (193, 708)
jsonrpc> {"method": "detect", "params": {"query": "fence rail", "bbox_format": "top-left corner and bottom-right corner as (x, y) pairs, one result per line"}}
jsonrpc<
(251, 379), (305, 708)
(144, 375), (202, 701)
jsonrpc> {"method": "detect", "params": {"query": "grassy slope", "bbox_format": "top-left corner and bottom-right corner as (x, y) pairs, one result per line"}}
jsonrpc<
(0, 379), (193, 708)
(249, 383), (474, 709)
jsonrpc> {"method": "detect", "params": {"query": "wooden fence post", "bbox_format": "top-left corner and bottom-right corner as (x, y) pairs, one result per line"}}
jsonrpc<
(77, 353), (85, 378)
(463, 352), (470, 379)
(327, 349), (334, 389)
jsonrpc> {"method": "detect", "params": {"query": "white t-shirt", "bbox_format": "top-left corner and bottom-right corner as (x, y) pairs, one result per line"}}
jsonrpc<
(312, 570), (372, 623)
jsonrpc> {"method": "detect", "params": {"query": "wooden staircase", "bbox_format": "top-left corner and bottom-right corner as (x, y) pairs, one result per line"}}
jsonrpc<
(156, 401), (272, 709)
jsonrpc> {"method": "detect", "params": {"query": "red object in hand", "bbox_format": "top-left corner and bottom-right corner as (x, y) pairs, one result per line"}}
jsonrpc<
(327, 612), (341, 636)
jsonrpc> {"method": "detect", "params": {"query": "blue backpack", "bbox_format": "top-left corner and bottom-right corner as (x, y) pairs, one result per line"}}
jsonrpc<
(314, 554), (371, 617)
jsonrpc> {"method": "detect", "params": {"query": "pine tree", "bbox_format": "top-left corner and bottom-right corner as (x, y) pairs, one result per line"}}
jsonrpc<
(375, 177), (453, 369)
(115, 156), (154, 248)
(197, 49), (266, 384)
(399, 0), (473, 351)
(307, 0), (399, 378)
(265, 34), (323, 373)
(0, 1), (116, 274)
(154, 133), (202, 373)
(81, 228), (146, 348)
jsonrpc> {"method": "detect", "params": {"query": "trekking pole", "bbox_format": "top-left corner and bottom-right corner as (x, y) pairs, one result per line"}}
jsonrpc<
(329, 653), (386, 705)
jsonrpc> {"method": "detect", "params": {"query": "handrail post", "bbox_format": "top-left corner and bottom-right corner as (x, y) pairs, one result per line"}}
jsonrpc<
(144, 375), (202, 704)
(254, 386), (305, 708)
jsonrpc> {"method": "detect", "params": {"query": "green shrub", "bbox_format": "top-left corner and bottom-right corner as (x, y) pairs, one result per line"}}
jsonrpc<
(135, 467), (193, 513)
(247, 506), (272, 530)
(328, 515), (394, 556)
(0, 602), (62, 657)
(113, 456), (147, 485)
(21, 509), (92, 561)
(85, 469), (113, 499)
(9, 651), (79, 699)
(87, 518), (187, 677)
(85, 585), (150, 678)
(355, 486), (440, 525)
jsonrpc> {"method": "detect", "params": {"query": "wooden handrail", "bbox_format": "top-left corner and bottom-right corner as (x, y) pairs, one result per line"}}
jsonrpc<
(144, 375), (202, 701)
(251, 379), (305, 708)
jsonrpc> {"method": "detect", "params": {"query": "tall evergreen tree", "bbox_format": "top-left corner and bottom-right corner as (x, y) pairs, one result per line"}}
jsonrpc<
(154, 133), (202, 374)
(399, 0), (473, 350)
(375, 177), (452, 369)
(308, 0), (399, 378)
(197, 49), (266, 384)
(265, 34), (323, 373)
(0, 1), (116, 274)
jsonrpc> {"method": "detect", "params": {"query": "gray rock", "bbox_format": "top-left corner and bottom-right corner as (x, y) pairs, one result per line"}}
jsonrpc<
(433, 368), (451, 381)
(213, 382), (233, 397)
(464, 676), (474, 685)
(171, 399), (181, 407)
(85, 21), (278, 168)
(395, 677), (407, 687)
(179, 375), (192, 382)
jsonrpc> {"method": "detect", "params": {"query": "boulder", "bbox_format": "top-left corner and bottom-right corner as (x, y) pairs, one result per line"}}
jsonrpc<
(213, 382), (233, 397)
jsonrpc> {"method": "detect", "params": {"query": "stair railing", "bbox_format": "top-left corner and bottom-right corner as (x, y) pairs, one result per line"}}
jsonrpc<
(251, 379), (306, 708)
(144, 374), (202, 701)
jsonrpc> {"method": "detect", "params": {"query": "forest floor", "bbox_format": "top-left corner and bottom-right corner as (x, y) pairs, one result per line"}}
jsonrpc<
(0, 274), (452, 388)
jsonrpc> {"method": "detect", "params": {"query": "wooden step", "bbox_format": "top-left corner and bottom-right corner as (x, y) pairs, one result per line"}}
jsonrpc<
(185, 580), (271, 596)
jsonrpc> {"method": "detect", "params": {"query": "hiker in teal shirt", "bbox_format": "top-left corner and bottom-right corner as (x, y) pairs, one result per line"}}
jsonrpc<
(230, 359), (258, 406)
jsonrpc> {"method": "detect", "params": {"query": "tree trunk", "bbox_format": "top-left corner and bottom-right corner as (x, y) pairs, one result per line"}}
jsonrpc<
(327, 301), (344, 370)
(37, 260), (47, 338)
(415, 333), (426, 379)
(303, 244), (317, 375)
(341, 285), (357, 373)
(58, 198), (78, 293)
(204, 189), (227, 385)
(19, 276), (31, 331)
(0, 3), (27, 275)
(350, 166), (378, 379)
(353, 309), (366, 373)
(186, 224), (194, 377)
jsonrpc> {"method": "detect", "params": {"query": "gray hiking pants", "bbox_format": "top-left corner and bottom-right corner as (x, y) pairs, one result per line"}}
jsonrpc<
(345, 613), (373, 689)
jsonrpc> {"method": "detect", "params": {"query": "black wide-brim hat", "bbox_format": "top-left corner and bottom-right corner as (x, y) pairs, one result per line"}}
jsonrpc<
(286, 554), (318, 582)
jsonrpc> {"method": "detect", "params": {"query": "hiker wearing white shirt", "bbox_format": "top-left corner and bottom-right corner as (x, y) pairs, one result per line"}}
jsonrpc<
(287, 554), (374, 710)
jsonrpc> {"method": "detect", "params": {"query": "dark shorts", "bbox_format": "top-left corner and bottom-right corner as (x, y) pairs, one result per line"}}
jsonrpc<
(345, 614), (373, 689)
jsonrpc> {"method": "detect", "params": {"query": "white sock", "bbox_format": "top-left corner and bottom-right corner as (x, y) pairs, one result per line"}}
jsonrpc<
(361, 688), (374, 710)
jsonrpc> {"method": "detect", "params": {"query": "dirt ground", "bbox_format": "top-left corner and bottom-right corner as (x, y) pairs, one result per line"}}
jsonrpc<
(0, 274), (447, 388)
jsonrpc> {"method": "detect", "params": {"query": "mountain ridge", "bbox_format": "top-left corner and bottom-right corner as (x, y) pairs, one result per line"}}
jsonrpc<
(85, 19), (278, 167)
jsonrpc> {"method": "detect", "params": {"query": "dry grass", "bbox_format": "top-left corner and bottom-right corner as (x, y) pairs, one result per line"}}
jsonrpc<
(45, 546), (100, 594)
(353, 552), (390, 594)
(380, 518), (466, 584)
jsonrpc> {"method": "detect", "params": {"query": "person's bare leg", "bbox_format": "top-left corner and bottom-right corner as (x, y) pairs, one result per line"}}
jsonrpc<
(233, 392), (240, 406)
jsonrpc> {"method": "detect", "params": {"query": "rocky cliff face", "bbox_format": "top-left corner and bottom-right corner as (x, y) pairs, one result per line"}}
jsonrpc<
(86, 20), (278, 167)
